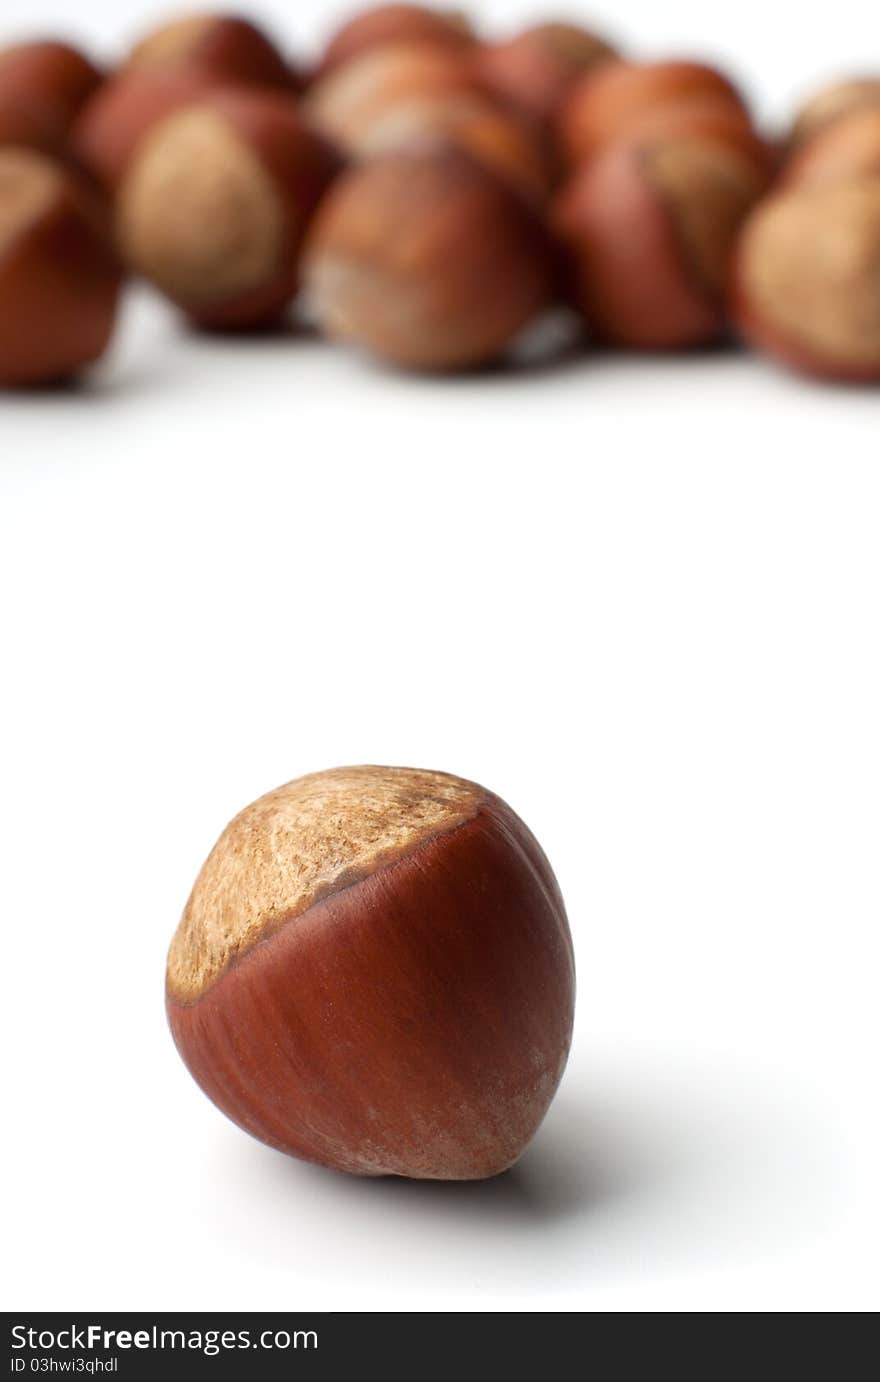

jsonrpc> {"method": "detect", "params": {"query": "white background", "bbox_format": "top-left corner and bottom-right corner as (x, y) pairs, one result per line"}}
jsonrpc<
(2, 1), (879, 1314)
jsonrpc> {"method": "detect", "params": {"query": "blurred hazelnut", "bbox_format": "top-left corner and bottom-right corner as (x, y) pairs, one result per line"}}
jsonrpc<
(0, 95), (65, 158)
(597, 94), (772, 172)
(303, 146), (555, 370)
(0, 40), (102, 137)
(123, 13), (293, 90)
(72, 70), (220, 187)
(305, 39), (480, 149)
(784, 108), (880, 188)
(558, 58), (749, 166)
(117, 87), (340, 330)
(733, 179), (880, 382)
(316, 5), (474, 78)
(0, 148), (121, 386)
(479, 21), (618, 126)
(555, 132), (768, 349)
(789, 77), (880, 146)
(338, 90), (553, 202)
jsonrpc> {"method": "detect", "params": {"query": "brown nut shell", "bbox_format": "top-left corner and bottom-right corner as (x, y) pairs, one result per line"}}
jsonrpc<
(124, 13), (293, 91)
(784, 108), (880, 188)
(557, 58), (749, 166)
(117, 87), (340, 330)
(342, 91), (553, 203)
(305, 39), (481, 150)
(302, 145), (555, 371)
(554, 133), (766, 349)
(0, 94), (66, 157)
(72, 70), (222, 187)
(316, 5), (474, 78)
(166, 766), (575, 1181)
(790, 77), (880, 147)
(479, 22), (619, 126)
(0, 40), (102, 137)
(601, 95), (773, 174)
(732, 179), (880, 382)
(0, 148), (120, 385)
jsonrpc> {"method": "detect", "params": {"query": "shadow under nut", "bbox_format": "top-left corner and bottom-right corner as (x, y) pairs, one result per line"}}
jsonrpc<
(302, 147), (554, 370)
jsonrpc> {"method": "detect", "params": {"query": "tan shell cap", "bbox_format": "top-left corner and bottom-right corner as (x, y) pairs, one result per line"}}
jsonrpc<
(167, 766), (486, 1001)
(739, 180), (880, 369)
(0, 147), (62, 258)
(117, 104), (284, 308)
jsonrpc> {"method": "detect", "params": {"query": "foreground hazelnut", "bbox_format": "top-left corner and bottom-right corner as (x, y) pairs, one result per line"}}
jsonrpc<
(316, 4), (474, 78)
(0, 148), (120, 386)
(557, 58), (749, 166)
(302, 146), (555, 370)
(0, 39), (103, 138)
(123, 12), (293, 91)
(305, 39), (480, 150)
(732, 179), (880, 382)
(166, 766), (575, 1180)
(789, 76), (880, 146)
(479, 21), (619, 126)
(335, 90), (553, 203)
(555, 132), (768, 349)
(784, 108), (880, 188)
(72, 70), (221, 187)
(117, 88), (340, 330)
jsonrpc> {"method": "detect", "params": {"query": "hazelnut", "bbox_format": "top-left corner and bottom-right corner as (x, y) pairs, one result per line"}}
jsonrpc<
(334, 90), (553, 203)
(302, 146), (555, 371)
(557, 58), (749, 166)
(304, 39), (481, 150)
(166, 766), (575, 1180)
(594, 94), (772, 172)
(732, 179), (880, 382)
(479, 21), (619, 126)
(316, 4), (475, 78)
(72, 70), (220, 188)
(0, 95), (65, 158)
(0, 40), (103, 138)
(0, 148), (120, 386)
(123, 12), (293, 92)
(116, 87), (340, 331)
(789, 77), (880, 147)
(784, 108), (880, 188)
(554, 132), (768, 349)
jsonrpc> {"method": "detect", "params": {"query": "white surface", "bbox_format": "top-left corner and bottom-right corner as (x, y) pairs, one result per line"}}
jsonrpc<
(3, 1), (880, 1316)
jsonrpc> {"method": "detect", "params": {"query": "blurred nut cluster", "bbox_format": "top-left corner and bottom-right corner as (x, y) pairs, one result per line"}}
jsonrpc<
(1, 5), (879, 385)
